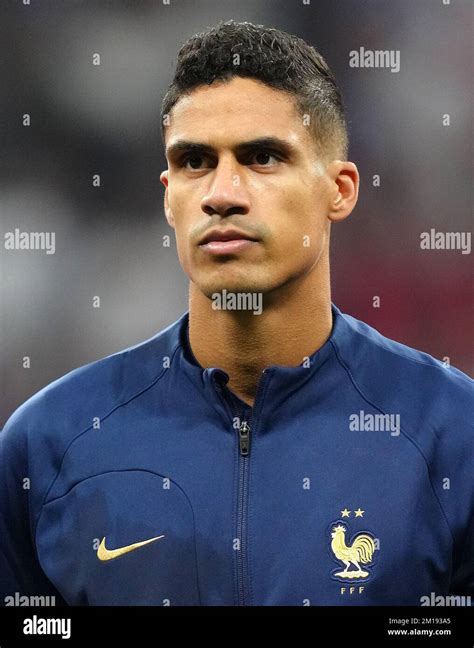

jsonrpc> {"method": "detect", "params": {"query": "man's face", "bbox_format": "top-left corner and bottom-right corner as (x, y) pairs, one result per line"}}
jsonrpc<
(161, 76), (337, 298)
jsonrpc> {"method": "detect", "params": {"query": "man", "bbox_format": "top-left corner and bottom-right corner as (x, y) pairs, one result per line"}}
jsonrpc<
(1, 21), (472, 606)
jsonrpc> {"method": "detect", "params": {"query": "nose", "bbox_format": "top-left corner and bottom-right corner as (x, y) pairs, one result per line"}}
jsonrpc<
(200, 156), (250, 218)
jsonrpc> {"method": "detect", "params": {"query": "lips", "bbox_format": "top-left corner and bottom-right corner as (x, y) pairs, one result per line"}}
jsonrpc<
(198, 228), (260, 255)
(199, 228), (259, 245)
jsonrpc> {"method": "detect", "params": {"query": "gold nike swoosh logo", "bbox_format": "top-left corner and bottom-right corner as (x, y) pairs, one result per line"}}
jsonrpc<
(97, 534), (165, 561)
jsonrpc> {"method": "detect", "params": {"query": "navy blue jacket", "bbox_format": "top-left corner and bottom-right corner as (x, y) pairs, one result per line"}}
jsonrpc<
(1, 305), (473, 605)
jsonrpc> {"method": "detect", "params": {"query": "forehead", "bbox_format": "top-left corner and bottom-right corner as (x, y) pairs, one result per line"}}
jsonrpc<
(166, 76), (309, 149)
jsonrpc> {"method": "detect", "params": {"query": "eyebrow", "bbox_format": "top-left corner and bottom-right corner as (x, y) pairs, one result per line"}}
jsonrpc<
(166, 136), (297, 161)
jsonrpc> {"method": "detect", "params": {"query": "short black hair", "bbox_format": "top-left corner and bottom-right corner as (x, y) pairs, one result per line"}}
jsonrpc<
(161, 20), (348, 162)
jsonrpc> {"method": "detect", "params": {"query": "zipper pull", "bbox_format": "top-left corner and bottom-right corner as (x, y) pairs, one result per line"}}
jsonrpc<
(239, 421), (251, 456)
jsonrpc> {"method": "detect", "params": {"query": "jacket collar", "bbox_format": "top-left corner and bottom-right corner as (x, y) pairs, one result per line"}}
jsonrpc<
(174, 303), (347, 410)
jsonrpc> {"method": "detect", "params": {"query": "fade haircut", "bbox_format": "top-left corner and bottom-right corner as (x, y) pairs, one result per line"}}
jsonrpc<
(161, 20), (349, 162)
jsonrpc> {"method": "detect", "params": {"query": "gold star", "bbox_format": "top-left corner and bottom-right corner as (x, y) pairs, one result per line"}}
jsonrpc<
(341, 508), (351, 518)
(354, 508), (365, 517)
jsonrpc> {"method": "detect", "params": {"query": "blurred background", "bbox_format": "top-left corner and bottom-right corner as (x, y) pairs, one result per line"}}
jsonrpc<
(1, 0), (472, 426)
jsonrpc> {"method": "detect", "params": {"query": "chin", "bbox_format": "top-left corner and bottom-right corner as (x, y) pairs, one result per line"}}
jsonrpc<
(190, 260), (282, 297)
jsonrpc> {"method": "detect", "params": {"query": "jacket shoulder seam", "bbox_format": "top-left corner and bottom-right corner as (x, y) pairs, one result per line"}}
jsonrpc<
(330, 337), (456, 545)
(33, 340), (182, 542)
(342, 320), (472, 385)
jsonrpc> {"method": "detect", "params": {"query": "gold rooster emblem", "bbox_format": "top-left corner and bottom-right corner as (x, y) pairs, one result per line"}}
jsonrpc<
(330, 524), (375, 579)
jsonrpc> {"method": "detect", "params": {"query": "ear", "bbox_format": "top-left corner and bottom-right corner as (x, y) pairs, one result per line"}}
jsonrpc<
(160, 169), (175, 228)
(326, 161), (359, 223)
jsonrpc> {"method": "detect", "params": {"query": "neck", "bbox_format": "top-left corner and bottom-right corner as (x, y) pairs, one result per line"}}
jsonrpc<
(188, 248), (332, 407)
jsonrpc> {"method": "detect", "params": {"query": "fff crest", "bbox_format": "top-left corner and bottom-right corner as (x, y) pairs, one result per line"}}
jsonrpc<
(328, 519), (378, 584)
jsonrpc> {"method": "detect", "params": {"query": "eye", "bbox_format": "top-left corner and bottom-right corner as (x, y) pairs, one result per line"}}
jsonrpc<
(183, 155), (206, 170)
(249, 150), (280, 166)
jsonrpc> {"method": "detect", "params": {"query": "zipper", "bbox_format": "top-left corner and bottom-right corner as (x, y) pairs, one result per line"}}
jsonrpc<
(238, 421), (250, 456)
(217, 370), (270, 606)
(236, 415), (250, 606)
